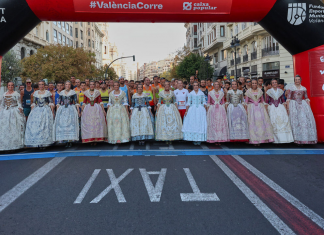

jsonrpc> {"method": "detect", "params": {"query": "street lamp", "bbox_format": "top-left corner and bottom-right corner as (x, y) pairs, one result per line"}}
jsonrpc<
(230, 36), (240, 80)
(105, 55), (135, 79)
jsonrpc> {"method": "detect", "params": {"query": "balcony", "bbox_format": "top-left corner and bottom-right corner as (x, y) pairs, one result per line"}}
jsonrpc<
(262, 46), (280, 57)
(243, 54), (248, 62)
(251, 51), (257, 60)
(236, 57), (241, 64)
(230, 59), (234, 66)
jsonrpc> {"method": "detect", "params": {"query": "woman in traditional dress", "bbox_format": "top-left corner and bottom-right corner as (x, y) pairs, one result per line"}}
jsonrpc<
(107, 81), (130, 144)
(245, 79), (274, 145)
(207, 81), (229, 144)
(0, 82), (26, 151)
(81, 81), (107, 145)
(225, 81), (249, 142)
(265, 79), (294, 143)
(130, 84), (154, 145)
(182, 82), (207, 145)
(286, 75), (317, 144)
(54, 81), (80, 147)
(155, 81), (183, 144)
(25, 80), (55, 148)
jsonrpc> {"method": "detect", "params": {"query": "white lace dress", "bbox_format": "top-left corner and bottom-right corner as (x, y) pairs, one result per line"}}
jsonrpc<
(25, 90), (54, 147)
(182, 90), (207, 141)
(0, 91), (26, 151)
(54, 90), (79, 143)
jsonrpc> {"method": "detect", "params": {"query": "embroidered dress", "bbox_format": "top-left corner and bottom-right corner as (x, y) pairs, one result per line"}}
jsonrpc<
(54, 90), (79, 143)
(130, 93), (154, 141)
(245, 88), (274, 144)
(207, 90), (229, 143)
(81, 90), (107, 143)
(25, 90), (54, 147)
(287, 84), (317, 144)
(107, 90), (130, 144)
(0, 91), (26, 151)
(226, 90), (249, 141)
(155, 90), (183, 141)
(266, 88), (294, 143)
(182, 90), (207, 141)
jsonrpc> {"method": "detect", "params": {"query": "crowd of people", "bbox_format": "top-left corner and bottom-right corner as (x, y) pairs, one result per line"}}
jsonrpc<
(0, 74), (317, 152)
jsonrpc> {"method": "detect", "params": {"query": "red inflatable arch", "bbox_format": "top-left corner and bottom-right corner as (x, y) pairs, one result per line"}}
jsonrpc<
(1, 0), (324, 141)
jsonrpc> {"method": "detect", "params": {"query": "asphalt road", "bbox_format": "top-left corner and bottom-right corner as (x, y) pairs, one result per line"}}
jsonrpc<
(0, 142), (324, 235)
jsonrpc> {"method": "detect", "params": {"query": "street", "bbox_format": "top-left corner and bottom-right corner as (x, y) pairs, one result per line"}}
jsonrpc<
(0, 142), (324, 234)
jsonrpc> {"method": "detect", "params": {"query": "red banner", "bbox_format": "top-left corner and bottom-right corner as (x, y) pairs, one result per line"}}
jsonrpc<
(73, 0), (232, 14)
(309, 50), (324, 97)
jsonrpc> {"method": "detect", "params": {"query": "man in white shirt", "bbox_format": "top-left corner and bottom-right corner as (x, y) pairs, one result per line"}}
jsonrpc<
(174, 80), (189, 120)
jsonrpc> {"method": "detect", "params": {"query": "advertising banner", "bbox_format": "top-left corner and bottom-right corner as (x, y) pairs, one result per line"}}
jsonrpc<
(309, 50), (324, 97)
(73, 0), (232, 14)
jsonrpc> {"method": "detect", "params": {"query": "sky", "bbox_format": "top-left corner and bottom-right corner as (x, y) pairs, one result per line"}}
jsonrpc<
(107, 23), (186, 67)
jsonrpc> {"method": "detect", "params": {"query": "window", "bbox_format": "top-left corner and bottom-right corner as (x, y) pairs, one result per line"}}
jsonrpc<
(88, 39), (91, 47)
(53, 21), (57, 25)
(88, 22), (90, 25)
(214, 52), (218, 63)
(104, 46), (107, 54)
(252, 41), (257, 52)
(92, 30), (94, 36)
(237, 48), (241, 57)
(58, 22), (61, 28)
(214, 27), (216, 38)
(241, 23), (246, 30)
(63, 35), (66, 45)
(66, 23), (69, 31)
(76, 41), (79, 48)
(263, 36), (279, 49)
(92, 40), (94, 48)
(221, 50), (227, 60)
(70, 27), (73, 36)
(70, 40), (73, 47)
(62, 22), (65, 31)
(21, 47), (25, 60)
(46, 31), (49, 42)
(234, 24), (239, 35)
(81, 30), (83, 40)
(80, 22), (83, 26)
(53, 29), (57, 42)
(243, 45), (248, 55)
(58, 32), (62, 44)
(220, 26), (225, 37)
(230, 29), (233, 37)
(75, 28), (78, 38)
(251, 65), (257, 72)
(262, 61), (280, 71)
(88, 28), (90, 36)
(67, 38), (69, 46)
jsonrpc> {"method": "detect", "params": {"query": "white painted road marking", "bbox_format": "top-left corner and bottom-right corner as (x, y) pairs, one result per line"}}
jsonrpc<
(200, 144), (209, 150)
(209, 155), (295, 235)
(157, 144), (177, 156)
(0, 157), (66, 213)
(90, 169), (133, 203)
(74, 169), (101, 204)
(232, 154), (324, 230)
(140, 168), (167, 202)
(180, 168), (220, 202)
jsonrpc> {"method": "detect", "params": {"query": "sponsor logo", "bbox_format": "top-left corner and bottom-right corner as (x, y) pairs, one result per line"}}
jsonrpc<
(183, 2), (217, 11)
(89, 1), (163, 10)
(320, 70), (324, 75)
(320, 56), (324, 62)
(287, 3), (307, 25)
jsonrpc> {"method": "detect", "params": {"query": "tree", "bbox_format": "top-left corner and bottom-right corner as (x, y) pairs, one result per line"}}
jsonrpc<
(176, 53), (213, 81)
(21, 44), (100, 83)
(98, 65), (118, 80)
(159, 70), (171, 80)
(174, 46), (191, 64)
(1, 50), (22, 84)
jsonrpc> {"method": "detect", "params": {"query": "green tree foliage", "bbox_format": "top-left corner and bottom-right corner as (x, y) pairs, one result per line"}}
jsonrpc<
(1, 50), (22, 84)
(159, 70), (171, 80)
(21, 44), (100, 83)
(176, 53), (213, 81)
(98, 64), (118, 80)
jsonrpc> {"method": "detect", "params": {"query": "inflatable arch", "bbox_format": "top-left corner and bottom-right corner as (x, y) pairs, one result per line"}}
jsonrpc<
(1, 0), (324, 141)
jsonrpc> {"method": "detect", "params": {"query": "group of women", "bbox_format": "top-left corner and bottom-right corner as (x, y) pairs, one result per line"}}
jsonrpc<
(0, 75), (317, 151)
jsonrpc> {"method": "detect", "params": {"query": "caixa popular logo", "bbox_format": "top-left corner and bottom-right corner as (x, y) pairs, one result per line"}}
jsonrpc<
(287, 3), (307, 25)
(183, 2), (192, 10)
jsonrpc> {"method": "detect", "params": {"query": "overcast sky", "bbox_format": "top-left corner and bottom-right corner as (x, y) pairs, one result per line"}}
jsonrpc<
(107, 23), (186, 66)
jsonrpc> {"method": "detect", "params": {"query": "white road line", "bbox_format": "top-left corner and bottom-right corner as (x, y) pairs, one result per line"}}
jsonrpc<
(90, 169), (133, 203)
(220, 144), (229, 149)
(157, 144), (177, 156)
(209, 155), (295, 235)
(180, 168), (219, 202)
(145, 142), (150, 156)
(0, 157), (66, 213)
(200, 144), (209, 150)
(232, 154), (324, 230)
(140, 168), (167, 202)
(74, 169), (101, 204)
